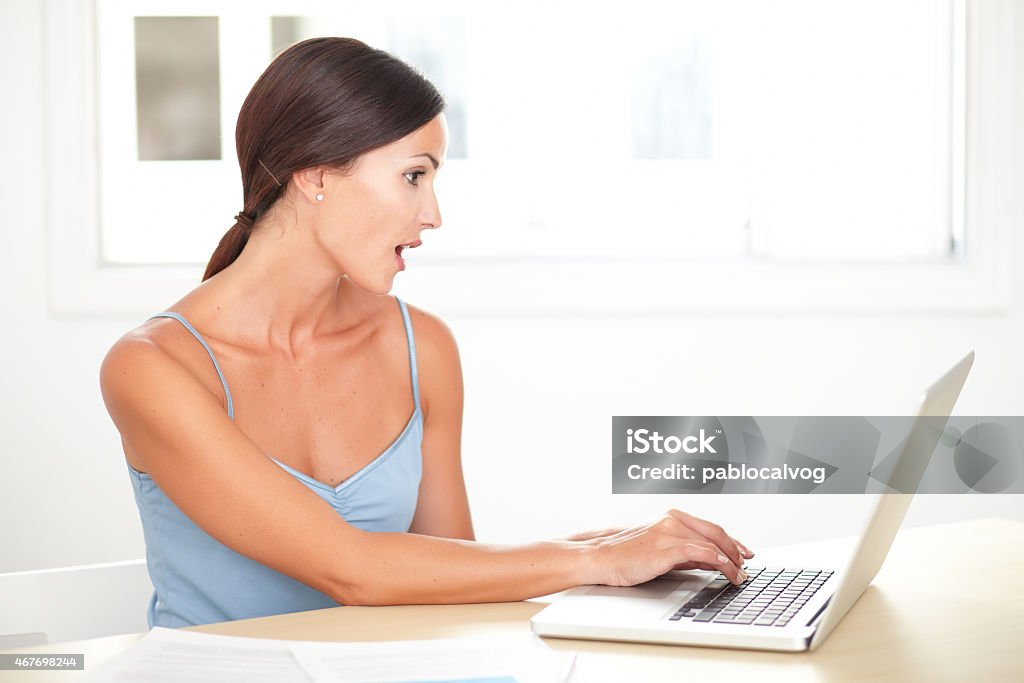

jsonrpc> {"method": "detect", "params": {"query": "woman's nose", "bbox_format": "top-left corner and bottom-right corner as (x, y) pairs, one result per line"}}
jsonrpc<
(422, 194), (442, 230)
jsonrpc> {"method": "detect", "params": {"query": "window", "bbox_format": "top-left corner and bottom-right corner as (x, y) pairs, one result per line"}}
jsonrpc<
(47, 0), (1012, 315)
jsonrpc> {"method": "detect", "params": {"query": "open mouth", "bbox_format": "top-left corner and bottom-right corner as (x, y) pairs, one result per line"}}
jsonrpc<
(394, 239), (422, 271)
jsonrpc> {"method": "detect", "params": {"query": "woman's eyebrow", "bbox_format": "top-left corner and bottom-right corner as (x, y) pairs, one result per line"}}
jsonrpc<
(408, 153), (439, 170)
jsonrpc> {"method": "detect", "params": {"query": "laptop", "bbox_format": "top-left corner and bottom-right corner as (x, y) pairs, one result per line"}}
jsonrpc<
(531, 351), (975, 652)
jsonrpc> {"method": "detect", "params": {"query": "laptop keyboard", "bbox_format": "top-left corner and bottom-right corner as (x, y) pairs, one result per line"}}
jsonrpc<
(668, 567), (835, 627)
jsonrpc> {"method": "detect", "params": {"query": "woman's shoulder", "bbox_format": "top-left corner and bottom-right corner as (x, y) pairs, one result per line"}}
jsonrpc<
(100, 314), (238, 476)
(399, 299), (460, 362)
(100, 301), (230, 413)
(396, 300), (462, 419)
(100, 323), (211, 438)
(103, 309), (207, 373)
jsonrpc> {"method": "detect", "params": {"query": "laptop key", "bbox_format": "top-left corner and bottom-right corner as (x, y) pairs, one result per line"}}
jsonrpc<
(682, 586), (728, 610)
(714, 616), (756, 625)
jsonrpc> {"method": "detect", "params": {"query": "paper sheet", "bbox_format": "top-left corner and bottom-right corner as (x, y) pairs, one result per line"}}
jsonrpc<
(291, 637), (574, 682)
(79, 628), (310, 682)
(80, 627), (574, 683)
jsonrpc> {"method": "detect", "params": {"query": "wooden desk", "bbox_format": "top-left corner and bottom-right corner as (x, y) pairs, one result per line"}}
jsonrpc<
(3, 518), (1022, 682)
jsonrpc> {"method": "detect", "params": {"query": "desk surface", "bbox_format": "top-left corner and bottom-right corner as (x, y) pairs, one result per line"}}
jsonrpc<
(4, 517), (1023, 682)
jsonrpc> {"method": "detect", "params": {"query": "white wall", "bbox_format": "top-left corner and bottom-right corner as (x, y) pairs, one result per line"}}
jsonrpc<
(1, 1), (1020, 574)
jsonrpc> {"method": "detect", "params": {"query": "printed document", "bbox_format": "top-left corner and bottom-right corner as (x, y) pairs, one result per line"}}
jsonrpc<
(80, 627), (574, 682)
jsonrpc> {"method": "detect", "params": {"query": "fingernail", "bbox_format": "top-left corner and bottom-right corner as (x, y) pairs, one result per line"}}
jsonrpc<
(739, 571), (748, 582)
(717, 554), (728, 563)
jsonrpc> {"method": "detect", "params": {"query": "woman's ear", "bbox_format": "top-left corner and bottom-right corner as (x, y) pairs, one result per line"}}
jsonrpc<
(292, 167), (326, 205)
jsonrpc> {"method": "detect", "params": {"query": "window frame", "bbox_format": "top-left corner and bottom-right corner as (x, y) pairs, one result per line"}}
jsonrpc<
(45, 0), (1013, 316)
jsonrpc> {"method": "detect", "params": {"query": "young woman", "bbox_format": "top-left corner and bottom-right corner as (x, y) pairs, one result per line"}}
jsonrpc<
(100, 37), (753, 628)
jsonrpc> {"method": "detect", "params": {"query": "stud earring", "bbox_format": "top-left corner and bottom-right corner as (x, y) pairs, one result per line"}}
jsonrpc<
(315, 193), (324, 202)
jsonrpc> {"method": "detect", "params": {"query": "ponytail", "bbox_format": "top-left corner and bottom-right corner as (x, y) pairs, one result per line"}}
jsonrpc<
(203, 212), (254, 281)
(203, 161), (284, 280)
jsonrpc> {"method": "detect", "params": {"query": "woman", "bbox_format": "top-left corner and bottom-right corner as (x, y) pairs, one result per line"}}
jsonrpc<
(100, 37), (753, 628)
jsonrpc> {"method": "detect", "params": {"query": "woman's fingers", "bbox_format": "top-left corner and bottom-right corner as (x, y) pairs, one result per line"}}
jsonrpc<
(667, 509), (749, 569)
(674, 541), (746, 584)
(670, 561), (751, 585)
(733, 537), (755, 559)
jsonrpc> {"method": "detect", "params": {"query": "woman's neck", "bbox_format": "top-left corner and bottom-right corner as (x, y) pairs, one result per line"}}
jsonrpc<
(181, 223), (380, 358)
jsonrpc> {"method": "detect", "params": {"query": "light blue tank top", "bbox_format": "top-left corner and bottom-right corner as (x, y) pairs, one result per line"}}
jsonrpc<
(127, 297), (423, 628)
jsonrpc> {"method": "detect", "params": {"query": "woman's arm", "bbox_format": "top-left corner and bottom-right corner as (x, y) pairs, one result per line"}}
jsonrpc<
(101, 336), (749, 608)
(405, 308), (474, 540)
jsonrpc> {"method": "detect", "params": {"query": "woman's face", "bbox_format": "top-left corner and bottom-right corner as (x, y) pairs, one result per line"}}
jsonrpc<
(317, 114), (447, 295)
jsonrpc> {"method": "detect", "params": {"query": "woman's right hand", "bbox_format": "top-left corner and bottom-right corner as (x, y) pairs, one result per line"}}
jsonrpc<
(583, 510), (752, 587)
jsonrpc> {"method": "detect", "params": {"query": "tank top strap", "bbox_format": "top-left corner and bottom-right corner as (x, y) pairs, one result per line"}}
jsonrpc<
(394, 297), (421, 412)
(149, 312), (235, 420)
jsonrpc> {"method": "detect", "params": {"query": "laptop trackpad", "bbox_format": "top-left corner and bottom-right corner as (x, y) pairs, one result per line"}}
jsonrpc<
(584, 578), (681, 599)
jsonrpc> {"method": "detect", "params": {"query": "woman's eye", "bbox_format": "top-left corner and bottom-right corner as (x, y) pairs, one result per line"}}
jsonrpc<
(404, 170), (426, 186)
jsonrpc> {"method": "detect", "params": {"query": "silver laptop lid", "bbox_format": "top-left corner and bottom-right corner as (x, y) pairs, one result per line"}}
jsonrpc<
(808, 350), (975, 650)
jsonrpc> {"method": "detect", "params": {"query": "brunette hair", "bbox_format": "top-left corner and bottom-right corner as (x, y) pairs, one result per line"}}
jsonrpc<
(203, 37), (445, 280)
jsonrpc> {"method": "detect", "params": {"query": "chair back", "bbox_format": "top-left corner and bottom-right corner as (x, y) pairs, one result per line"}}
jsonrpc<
(0, 559), (151, 646)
